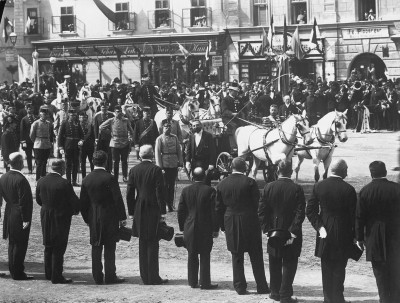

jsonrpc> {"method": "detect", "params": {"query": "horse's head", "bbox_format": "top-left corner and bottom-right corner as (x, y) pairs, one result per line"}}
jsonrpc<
(181, 96), (200, 121)
(56, 81), (68, 101)
(334, 109), (348, 142)
(294, 113), (313, 145)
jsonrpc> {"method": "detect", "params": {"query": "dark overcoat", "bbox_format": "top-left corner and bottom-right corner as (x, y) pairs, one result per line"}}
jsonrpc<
(216, 173), (262, 253)
(259, 178), (305, 258)
(0, 170), (33, 242)
(177, 182), (217, 254)
(80, 169), (127, 246)
(306, 176), (357, 260)
(126, 161), (166, 240)
(356, 178), (400, 262)
(133, 118), (159, 147)
(185, 130), (216, 171)
(36, 173), (80, 247)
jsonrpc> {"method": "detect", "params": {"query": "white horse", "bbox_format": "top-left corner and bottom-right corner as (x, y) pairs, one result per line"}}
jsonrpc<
(154, 96), (200, 137)
(199, 94), (221, 120)
(294, 110), (348, 182)
(236, 113), (312, 180)
(52, 81), (68, 110)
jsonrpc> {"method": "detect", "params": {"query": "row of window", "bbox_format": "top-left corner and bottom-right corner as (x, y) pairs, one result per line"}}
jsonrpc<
(23, 0), (379, 35)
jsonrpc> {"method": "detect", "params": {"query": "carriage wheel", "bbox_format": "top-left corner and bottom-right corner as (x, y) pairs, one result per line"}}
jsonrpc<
(263, 164), (278, 183)
(216, 152), (233, 180)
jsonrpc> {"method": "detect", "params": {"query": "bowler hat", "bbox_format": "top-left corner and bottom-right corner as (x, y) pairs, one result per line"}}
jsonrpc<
(158, 222), (174, 241)
(174, 233), (186, 248)
(118, 226), (132, 242)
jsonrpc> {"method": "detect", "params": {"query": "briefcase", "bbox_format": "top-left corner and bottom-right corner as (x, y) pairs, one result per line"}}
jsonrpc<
(158, 222), (174, 241)
(118, 226), (132, 242)
(349, 243), (363, 261)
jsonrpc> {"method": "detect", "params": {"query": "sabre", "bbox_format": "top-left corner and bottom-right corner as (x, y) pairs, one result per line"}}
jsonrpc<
(224, 73), (292, 127)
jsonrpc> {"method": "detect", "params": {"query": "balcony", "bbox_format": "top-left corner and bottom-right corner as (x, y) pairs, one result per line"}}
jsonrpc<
(148, 9), (175, 32)
(182, 7), (212, 30)
(24, 17), (44, 37)
(52, 15), (85, 37)
(109, 12), (135, 33)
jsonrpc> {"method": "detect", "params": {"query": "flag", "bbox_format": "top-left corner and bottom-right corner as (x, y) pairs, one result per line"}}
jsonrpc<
(309, 17), (320, 49)
(3, 17), (13, 43)
(177, 42), (191, 59)
(0, 1), (6, 23)
(133, 45), (141, 59)
(291, 26), (305, 60)
(24, 16), (31, 35)
(92, 0), (116, 23)
(205, 40), (211, 61)
(18, 56), (33, 84)
(260, 27), (267, 55)
(267, 15), (274, 50)
(283, 15), (287, 52)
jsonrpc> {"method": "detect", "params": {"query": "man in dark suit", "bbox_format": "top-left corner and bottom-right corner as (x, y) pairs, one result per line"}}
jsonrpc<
(133, 107), (159, 153)
(19, 103), (36, 174)
(306, 159), (357, 303)
(80, 150), (127, 285)
(305, 86), (319, 126)
(216, 157), (270, 295)
(177, 167), (219, 289)
(126, 145), (168, 285)
(185, 120), (216, 185)
(356, 161), (400, 303)
(36, 159), (80, 284)
(140, 74), (161, 118)
(78, 112), (95, 178)
(259, 159), (305, 303)
(0, 152), (33, 280)
(93, 102), (114, 172)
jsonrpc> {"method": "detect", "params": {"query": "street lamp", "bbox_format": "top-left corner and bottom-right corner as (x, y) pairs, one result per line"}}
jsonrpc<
(9, 32), (17, 46)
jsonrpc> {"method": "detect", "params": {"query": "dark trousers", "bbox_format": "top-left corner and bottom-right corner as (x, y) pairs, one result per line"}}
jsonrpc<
(139, 238), (161, 285)
(111, 145), (130, 180)
(8, 239), (29, 279)
(231, 249), (269, 294)
(34, 148), (50, 181)
(91, 242), (117, 283)
(96, 140), (112, 172)
(44, 243), (68, 283)
(65, 147), (79, 183)
(188, 252), (211, 287)
(164, 167), (178, 210)
(321, 257), (348, 303)
(372, 260), (400, 303)
(269, 254), (298, 300)
(23, 143), (34, 172)
(80, 148), (94, 178)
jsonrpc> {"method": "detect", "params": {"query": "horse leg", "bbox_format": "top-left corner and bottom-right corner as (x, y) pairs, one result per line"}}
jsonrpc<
(313, 157), (321, 182)
(251, 157), (260, 180)
(322, 152), (334, 179)
(293, 156), (304, 182)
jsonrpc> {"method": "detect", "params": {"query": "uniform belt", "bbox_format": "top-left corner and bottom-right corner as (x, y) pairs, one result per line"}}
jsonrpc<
(66, 137), (80, 140)
(36, 136), (49, 138)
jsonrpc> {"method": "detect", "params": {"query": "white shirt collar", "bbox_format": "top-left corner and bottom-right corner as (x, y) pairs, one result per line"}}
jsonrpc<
(232, 171), (244, 175)
(94, 166), (106, 170)
(142, 159), (152, 162)
(50, 171), (62, 177)
(372, 177), (387, 180)
(330, 174), (343, 179)
(10, 168), (27, 179)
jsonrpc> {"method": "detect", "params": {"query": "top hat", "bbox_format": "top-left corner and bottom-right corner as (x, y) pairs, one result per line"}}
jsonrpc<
(353, 81), (362, 90)
(158, 222), (174, 241)
(228, 82), (240, 92)
(266, 228), (292, 249)
(174, 233), (185, 248)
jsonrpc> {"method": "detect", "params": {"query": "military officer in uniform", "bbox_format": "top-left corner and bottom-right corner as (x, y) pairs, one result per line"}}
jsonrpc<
(78, 112), (95, 179)
(58, 109), (84, 186)
(133, 107), (159, 153)
(19, 103), (36, 174)
(30, 107), (54, 181)
(263, 104), (282, 128)
(93, 101), (114, 172)
(221, 82), (247, 150)
(159, 106), (182, 143)
(140, 74), (161, 118)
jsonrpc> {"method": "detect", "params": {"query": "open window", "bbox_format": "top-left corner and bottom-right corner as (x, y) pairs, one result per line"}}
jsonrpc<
(253, 0), (267, 26)
(109, 2), (135, 30)
(290, 0), (308, 25)
(61, 6), (75, 32)
(26, 8), (39, 35)
(357, 0), (376, 21)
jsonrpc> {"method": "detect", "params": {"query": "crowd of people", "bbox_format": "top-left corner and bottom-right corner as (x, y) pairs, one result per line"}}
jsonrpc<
(0, 72), (399, 303)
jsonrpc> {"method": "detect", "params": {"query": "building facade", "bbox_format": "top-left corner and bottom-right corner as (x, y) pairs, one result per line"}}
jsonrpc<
(0, 0), (400, 85)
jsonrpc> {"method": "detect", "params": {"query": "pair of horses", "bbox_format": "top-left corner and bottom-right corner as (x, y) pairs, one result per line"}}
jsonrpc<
(236, 110), (348, 182)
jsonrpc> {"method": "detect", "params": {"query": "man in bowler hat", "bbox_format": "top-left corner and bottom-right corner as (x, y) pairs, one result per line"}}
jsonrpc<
(259, 159), (305, 303)
(127, 145), (168, 285)
(178, 167), (219, 289)
(306, 158), (357, 303)
(0, 152), (33, 280)
(80, 150), (127, 285)
(36, 159), (80, 284)
(356, 161), (400, 303)
(216, 157), (270, 295)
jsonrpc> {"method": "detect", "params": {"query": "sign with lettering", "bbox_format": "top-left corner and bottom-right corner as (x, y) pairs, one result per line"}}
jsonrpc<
(212, 56), (222, 67)
(5, 49), (15, 62)
(342, 27), (389, 39)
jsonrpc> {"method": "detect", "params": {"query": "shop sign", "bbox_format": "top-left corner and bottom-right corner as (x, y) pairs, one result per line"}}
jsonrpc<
(342, 27), (389, 39)
(212, 56), (222, 67)
(5, 50), (15, 62)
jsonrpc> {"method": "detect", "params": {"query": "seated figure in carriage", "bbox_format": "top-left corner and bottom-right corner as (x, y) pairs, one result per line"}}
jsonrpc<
(262, 104), (281, 129)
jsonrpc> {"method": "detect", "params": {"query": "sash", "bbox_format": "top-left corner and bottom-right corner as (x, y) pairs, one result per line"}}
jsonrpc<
(139, 120), (154, 141)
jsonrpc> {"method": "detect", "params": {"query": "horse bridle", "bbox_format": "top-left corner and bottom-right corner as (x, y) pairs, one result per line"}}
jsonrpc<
(314, 116), (347, 145)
